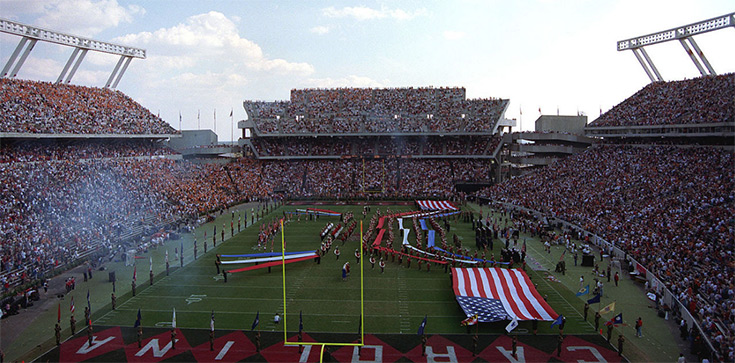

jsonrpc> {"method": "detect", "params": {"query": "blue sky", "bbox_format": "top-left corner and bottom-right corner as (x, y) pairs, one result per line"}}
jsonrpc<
(1, 0), (733, 140)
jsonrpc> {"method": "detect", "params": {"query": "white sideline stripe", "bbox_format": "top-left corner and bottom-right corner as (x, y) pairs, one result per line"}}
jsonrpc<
(219, 252), (316, 265)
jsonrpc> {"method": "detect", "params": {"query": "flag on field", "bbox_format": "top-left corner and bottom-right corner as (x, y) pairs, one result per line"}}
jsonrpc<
(133, 265), (137, 281)
(576, 285), (590, 296)
(87, 289), (91, 313)
(505, 316), (519, 333)
(58, 303), (61, 323)
(551, 314), (564, 328)
(600, 302), (615, 315)
(416, 200), (458, 211)
(229, 109), (233, 117)
(559, 249), (566, 262)
(417, 315), (427, 336)
(461, 314), (478, 326)
(172, 308), (176, 328)
(587, 293), (602, 305)
(452, 267), (558, 322)
(134, 309), (141, 328)
(251, 311), (259, 331)
(605, 313), (623, 326)
(70, 296), (75, 314)
(210, 310), (215, 332)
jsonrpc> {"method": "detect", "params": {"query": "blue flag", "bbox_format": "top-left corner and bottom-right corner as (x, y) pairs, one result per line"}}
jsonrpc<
(87, 290), (91, 313)
(417, 315), (427, 336)
(299, 311), (303, 333)
(576, 285), (590, 296)
(551, 314), (564, 327)
(606, 313), (623, 326)
(134, 309), (141, 328)
(251, 311), (259, 331)
(587, 293), (601, 304)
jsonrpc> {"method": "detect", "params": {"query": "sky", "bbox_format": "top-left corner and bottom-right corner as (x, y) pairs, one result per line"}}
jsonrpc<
(1, 0), (733, 141)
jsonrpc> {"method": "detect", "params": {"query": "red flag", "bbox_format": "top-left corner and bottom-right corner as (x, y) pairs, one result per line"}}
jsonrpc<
(133, 265), (137, 281)
(70, 296), (75, 314)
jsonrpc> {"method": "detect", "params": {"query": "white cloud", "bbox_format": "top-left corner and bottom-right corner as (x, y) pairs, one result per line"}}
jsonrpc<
(33, 0), (144, 36)
(443, 30), (466, 40)
(322, 5), (427, 21)
(310, 25), (330, 35)
(115, 11), (313, 76)
(106, 11), (318, 140)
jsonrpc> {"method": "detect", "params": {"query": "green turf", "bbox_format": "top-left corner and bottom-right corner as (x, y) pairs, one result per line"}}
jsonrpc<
(10, 202), (681, 362)
(95, 203), (603, 338)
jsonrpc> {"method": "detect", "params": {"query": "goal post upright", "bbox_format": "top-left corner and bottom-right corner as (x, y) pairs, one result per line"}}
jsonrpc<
(280, 218), (365, 359)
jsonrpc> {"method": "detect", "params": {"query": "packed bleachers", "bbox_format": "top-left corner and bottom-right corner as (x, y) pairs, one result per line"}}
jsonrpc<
(0, 78), (177, 135)
(244, 87), (508, 134)
(589, 74), (735, 127)
(248, 135), (502, 157)
(0, 139), (176, 163)
(476, 144), (734, 357)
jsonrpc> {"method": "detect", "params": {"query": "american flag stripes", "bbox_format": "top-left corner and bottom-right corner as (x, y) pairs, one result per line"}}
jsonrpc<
(416, 200), (458, 211)
(452, 267), (558, 322)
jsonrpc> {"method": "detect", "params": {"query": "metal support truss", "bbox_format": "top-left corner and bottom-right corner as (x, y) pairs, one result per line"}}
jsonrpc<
(617, 12), (734, 82)
(0, 17), (145, 87)
(1, 36), (37, 78)
(56, 48), (88, 84)
(105, 55), (133, 89)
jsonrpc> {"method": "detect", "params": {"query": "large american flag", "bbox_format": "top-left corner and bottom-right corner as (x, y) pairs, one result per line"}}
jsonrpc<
(452, 267), (559, 322)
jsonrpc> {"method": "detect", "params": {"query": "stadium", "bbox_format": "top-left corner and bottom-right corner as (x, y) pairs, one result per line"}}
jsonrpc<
(1, 7), (734, 363)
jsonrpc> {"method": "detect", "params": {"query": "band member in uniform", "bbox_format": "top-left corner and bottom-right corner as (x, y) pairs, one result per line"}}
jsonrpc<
(55, 323), (61, 345)
(170, 328), (177, 349)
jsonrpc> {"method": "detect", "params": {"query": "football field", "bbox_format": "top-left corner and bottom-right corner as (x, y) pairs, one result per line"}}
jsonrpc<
(10, 202), (682, 362)
(95, 203), (593, 338)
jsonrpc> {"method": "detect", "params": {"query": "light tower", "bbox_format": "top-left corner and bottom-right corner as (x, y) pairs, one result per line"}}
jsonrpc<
(617, 12), (734, 82)
(0, 18), (145, 88)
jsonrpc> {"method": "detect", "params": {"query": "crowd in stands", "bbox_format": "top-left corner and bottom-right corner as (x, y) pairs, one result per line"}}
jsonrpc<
(248, 135), (502, 158)
(477, 144), (734, 358)
(244, 87), (508, 134)
(0, 139), (176, 163)
(0, 78), (177, 135)
(590, 74), (735, 127)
